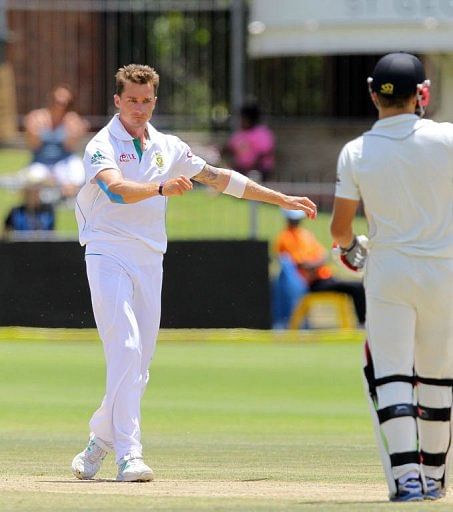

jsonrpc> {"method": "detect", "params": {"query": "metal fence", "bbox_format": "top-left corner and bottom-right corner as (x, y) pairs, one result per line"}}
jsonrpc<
(251, 54), (381, 118)
(7, 0), (382, 128)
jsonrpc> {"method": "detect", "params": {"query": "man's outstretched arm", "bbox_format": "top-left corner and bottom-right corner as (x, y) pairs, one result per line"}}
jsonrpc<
(193, 164), (317, 219)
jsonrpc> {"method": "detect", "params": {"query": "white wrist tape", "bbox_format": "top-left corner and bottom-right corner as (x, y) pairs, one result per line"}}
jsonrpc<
(222, 171), (248, 198)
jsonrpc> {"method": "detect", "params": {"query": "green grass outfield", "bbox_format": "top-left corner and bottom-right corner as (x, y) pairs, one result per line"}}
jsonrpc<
(0, 328), (449, 511)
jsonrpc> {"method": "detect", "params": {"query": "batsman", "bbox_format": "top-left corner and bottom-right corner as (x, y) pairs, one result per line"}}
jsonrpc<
(331, 52), (453, 502)
(71, 64), (317, 482)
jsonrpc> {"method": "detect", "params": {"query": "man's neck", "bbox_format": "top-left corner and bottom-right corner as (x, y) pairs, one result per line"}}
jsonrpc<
(378, 107), (416, 120)
(50, 108), (66, 127)
(119, 116), (147, 140)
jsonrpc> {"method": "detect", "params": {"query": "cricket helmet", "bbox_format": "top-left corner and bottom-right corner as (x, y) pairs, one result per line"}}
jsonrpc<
(367, 52), (431, 116)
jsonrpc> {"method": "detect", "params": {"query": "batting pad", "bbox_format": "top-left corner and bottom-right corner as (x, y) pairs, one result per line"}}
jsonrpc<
(417, 377), (453, 486)
(363, 342), (420, 498)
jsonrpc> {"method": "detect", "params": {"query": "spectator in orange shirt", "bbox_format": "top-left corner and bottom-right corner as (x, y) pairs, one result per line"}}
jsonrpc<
(272, 209), (366, 328)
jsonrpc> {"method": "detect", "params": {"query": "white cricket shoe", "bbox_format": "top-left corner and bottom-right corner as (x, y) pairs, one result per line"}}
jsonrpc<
(425, 478), (446, 501)
(71, 437), (108, 480)
(116, 455), (154, 482)
(390, 478), (423, 502)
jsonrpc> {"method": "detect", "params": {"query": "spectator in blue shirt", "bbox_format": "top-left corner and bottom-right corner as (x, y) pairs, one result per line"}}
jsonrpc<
(24, 84), (89, 200)
(3, 170), (55, 235)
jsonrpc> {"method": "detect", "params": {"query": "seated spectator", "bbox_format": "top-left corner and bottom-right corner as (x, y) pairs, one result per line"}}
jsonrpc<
(3, 168), (55, 235)
(23, 84), (89, 200)
(272, 208), (366, 328)
(224, 101), (275, 182)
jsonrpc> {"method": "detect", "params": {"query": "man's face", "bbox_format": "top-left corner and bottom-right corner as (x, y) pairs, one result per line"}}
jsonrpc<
(51, 87), (73, 112)
(24, 186), (42, 208)
(114, 81), (156, 129)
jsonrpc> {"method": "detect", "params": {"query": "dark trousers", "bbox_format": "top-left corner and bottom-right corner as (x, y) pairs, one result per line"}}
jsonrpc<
(310, 277), (366, 324)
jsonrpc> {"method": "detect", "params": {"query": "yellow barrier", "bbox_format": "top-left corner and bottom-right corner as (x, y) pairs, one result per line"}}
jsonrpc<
(289, 291), (356, 330)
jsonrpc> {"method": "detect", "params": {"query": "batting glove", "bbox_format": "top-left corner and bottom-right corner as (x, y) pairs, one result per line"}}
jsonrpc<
(339, 235), (369, 272)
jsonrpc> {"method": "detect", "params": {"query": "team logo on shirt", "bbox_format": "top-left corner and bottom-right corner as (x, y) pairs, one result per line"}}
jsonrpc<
(91, 150), (105, 164)
(155, 152), (165, 171)
(119, 153), (137, 163)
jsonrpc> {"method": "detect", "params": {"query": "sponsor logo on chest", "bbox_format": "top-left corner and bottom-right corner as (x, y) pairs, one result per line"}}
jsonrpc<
(119, 153), (138, 163)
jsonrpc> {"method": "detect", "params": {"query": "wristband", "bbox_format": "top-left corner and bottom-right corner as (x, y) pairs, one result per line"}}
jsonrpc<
(222, 171), (248, 198)
(158, 181), (165, 196)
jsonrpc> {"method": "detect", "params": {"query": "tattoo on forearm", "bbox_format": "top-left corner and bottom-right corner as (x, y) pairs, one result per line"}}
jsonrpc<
(195, 165), (220, 186)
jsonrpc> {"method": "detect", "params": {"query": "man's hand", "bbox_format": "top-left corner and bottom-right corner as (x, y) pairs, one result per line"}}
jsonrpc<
(160, 176), (193, 196)
(64, 112), (89, 138)
(25, 109), (51, 135)
(280, 195), (317, 219)
(338, 235), (369, 272)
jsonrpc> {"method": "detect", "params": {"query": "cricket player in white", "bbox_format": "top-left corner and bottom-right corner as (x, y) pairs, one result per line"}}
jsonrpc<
(331, 53), (453, 502)
(71, 64), (317, 482)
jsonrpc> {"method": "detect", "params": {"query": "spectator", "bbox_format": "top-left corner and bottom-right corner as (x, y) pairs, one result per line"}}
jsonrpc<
(3, 168), (55, 235)
(225, 101), (275, 182)
(272, 208), (366, 328)
(24, 84), (89, 200)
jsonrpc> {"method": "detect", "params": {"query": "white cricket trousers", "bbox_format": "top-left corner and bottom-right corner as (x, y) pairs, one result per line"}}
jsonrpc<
(365, 249), (453, 381)
(84, 240), (163, 463)
(364, 248), (453, 491)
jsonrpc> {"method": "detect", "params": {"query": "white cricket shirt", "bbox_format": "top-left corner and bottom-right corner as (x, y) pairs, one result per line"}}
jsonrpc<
(336, 114), (453, 257)
(75, 114), (206, 253)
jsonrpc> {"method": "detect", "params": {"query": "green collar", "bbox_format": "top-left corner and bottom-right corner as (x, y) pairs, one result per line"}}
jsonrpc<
(133, 138), (143, 162)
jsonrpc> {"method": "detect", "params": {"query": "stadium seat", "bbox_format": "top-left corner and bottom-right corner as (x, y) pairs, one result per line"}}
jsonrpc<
(288, 291), (356, 330)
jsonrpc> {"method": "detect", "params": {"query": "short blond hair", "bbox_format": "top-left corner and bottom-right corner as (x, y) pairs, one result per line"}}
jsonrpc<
(115, 64), (159, 96)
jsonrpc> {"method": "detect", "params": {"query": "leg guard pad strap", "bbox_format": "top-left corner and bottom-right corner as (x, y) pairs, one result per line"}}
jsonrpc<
(378, 404), (416, 424)
(390, 451), (420, 467)
(421, 451), (446, 467)
(375, 375), (414, 387)
(418, 405), (451, 422)
(417, 376), (453, 387)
